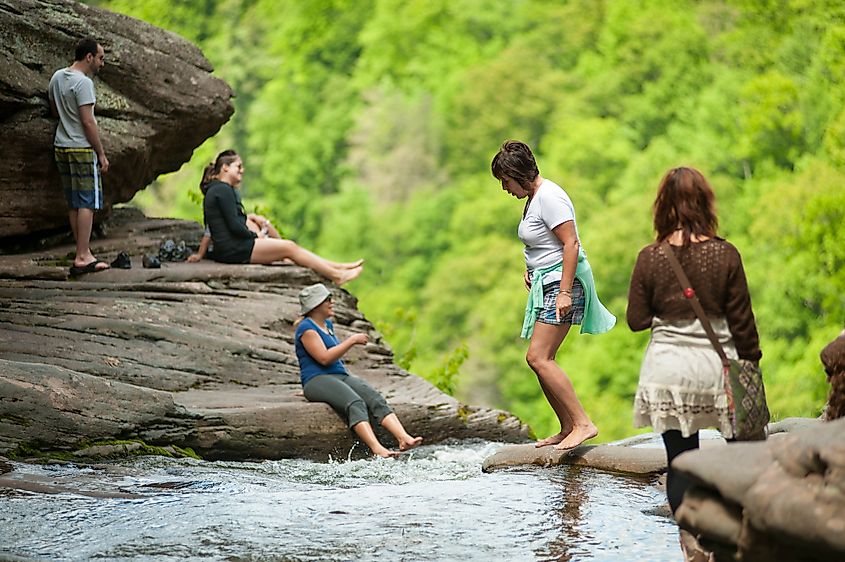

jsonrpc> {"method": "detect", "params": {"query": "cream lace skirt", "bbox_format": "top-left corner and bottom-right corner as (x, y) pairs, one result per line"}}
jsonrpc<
(633, 317), (736, 438)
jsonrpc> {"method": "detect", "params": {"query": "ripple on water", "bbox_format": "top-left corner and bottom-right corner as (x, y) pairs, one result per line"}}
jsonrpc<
(0, 441), (679, 561)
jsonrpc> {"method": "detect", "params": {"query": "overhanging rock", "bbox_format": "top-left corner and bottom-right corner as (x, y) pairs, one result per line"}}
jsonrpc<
(0, 0), (233, 238)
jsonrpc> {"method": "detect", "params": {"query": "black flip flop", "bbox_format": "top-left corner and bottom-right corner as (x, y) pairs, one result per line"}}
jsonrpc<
(69, 260), (109, 276)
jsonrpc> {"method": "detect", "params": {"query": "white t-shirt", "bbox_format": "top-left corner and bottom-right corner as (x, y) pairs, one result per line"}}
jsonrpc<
(518, 179), (579, 283)
(48, 68), (96, 148)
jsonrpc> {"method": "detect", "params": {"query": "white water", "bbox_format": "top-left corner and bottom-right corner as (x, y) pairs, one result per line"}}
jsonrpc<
(0, 441), (680, 561)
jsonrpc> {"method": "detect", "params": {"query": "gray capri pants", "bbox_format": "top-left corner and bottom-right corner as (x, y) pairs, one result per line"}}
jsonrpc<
(303, 373), (392, 428)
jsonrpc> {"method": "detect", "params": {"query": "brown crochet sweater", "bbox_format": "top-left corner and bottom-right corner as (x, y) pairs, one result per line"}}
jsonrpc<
(627, 238), (762, 361)
(821, 333), (845, 421)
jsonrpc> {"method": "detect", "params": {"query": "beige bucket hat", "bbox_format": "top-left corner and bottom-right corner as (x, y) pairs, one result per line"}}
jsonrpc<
(299, 283), (331, 315)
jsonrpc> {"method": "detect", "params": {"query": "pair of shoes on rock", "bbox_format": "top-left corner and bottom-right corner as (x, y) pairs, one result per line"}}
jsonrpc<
(111, 250), (161, 269)
(158, 239), (190, 262)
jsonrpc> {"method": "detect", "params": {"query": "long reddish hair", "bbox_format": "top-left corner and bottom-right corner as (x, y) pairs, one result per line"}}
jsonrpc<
(653, 167), (718, 244)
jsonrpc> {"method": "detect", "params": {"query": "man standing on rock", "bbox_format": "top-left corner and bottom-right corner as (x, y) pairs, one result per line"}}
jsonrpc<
(48, 37), (110, 275)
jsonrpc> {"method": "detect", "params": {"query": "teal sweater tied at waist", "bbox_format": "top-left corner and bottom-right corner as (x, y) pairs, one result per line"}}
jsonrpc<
(521, 247), (616, 338)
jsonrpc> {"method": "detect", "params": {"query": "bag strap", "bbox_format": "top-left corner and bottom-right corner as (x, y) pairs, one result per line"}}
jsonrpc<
(659, 241), (730, 368)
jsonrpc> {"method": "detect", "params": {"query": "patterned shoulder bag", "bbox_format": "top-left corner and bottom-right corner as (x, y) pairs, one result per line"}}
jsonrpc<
(660, 242), (769, 441)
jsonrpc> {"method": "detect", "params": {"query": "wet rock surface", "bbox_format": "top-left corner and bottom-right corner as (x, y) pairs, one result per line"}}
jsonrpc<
(674, 417), (845, 561)
(482, 431), (730, 475)
(0, 209), (531, 461)
(0, 0), (233, 238)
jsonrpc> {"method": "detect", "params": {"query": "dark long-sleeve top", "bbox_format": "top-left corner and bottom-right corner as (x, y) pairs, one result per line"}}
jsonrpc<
(203, 180), (256, 263)
(627, 238), (762, 361)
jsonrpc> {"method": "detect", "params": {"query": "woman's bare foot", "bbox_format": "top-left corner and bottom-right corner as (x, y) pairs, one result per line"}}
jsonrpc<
(341, 259), (365, 269)
(373, 448), (400, 458)
(553, 424), (598, 451)
(399, 436), (423, 451)
(535, 431), (571, 448)
(336, 265), (363, 285)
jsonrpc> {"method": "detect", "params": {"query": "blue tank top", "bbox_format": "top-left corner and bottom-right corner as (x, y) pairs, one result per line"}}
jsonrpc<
(294, 317), (348, 385)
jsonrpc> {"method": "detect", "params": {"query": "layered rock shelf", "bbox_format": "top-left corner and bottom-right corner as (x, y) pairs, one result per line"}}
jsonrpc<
(0, 209), (531, 461)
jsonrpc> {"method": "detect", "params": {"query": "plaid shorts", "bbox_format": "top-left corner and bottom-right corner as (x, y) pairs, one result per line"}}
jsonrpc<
(538, 277), (586, 325)
(55, 147), (102, 210)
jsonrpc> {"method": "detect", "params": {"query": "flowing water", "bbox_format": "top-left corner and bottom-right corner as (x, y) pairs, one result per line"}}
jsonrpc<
(0, 441), (680, 561)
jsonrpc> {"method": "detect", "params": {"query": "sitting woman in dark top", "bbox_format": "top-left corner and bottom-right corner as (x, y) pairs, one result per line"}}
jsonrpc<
(197, 150), (363, 285)
(295, 283), (423, 458)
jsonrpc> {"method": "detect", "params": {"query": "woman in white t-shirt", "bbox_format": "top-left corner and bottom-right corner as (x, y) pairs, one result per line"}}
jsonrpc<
(491, 140), (615, 451)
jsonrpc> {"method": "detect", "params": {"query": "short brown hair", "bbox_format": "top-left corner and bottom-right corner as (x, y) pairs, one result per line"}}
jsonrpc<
(653, 167), (718, 244)
(491, 140), (539, 189)
(74, 38), (99, 61)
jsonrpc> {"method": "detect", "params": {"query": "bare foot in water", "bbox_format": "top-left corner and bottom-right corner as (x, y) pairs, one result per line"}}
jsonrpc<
(374, 448), (400, 458)
(553, 424), (598, 451)
(399, 436), (423, 451)
(337, 265), (363, 285)
(535, 430), (571, 448)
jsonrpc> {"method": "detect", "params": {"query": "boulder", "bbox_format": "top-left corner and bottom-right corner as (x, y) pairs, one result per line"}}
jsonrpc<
(674, 418), (845, 561)
(482, 436), (668, 475)
(482, 430), (728, 475)
(0, 209), (531, 460)
(0, 0), (233, 238)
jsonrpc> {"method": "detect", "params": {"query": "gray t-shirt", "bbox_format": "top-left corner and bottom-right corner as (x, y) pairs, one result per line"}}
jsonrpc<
(518, 179), (579, 283)
(48, 68), (96, 148)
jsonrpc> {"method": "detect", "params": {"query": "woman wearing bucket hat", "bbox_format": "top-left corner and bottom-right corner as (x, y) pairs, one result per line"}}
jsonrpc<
(294, 283), (423, 458)
(199, 149), (363, 285)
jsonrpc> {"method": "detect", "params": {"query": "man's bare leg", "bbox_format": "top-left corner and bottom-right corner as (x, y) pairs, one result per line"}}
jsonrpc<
(71, 208), (108, 270)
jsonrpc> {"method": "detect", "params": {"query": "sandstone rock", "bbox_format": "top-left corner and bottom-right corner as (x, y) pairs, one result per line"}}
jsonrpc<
(674, 418), (845, 561)
(0, 210), (531, 460)
(0, 0), (233, 238)
(0, 475), (142, 499)
(0, 359), (197, 453)
(482, 430), (729, 475)
(767, 416), (822, 435)
(482, 439), (668, 475)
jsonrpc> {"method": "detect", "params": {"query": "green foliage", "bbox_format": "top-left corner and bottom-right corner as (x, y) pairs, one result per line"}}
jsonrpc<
(94, 0), (845, 442)
(738, 71), (805, 169)
(430, 343), (469, 395)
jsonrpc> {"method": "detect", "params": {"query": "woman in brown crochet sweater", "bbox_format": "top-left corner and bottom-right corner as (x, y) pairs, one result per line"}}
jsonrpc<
(822, 330), (845, 421)
(627, 167), (762, 515)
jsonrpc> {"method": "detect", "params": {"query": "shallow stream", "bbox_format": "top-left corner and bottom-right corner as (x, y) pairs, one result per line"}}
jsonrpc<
(0, 441), (680, 561)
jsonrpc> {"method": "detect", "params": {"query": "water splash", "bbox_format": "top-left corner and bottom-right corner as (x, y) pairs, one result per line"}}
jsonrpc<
(0, 441), (679, 561)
